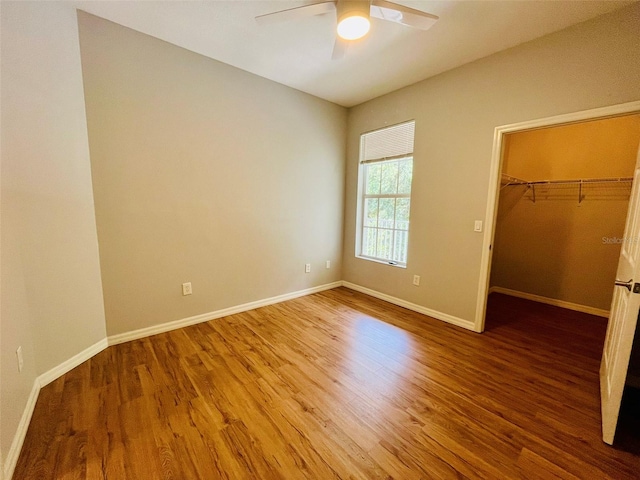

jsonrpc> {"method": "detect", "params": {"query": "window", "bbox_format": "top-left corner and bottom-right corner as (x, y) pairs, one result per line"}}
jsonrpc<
(357, 121), (415, 266)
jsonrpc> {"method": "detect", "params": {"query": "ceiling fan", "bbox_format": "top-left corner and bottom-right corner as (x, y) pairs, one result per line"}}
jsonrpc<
(255, 0), (439, 59)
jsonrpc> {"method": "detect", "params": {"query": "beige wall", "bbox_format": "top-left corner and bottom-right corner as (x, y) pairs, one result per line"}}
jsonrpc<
(1, 2), (107, 474)
(491, 115), (640, 311)
(77, 13), (347, 336)
(491, 198), (631, 311)
(0, 196), (38, 479)
(503, 115), (640, 181)
(343, 4), (640, 324)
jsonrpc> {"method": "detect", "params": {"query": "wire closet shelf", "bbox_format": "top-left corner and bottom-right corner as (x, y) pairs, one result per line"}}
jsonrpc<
(500, 174), (633, 204)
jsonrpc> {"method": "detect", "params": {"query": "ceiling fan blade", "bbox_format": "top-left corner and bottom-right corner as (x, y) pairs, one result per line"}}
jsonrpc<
(370, 0), (438, 30)
(332, 35), (349, 60)
(256, 1), (337, 25)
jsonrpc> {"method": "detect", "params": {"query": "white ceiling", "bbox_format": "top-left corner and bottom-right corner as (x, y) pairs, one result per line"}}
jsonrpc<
(76, 0), (635, 107)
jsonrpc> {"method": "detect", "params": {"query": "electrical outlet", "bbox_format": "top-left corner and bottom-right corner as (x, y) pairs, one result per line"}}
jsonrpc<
(16, 346), (24, 372)
(413, 275), (420, 286)
(326, 260), (331, 269)
(182, 282), (192, 296)
(305, 263), (311, 273)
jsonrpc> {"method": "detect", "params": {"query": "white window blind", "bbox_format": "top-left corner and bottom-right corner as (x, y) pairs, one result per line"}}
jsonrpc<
(361, 121), (415, 164)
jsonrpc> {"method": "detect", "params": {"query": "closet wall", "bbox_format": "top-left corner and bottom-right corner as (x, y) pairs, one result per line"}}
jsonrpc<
(490, 114), (640, 313)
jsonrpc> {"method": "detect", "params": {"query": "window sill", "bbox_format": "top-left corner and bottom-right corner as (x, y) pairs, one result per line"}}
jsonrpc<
(356, 255), (407, 268)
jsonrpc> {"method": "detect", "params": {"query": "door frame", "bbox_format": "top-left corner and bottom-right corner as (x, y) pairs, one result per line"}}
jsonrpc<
(474, 100), (640, 333)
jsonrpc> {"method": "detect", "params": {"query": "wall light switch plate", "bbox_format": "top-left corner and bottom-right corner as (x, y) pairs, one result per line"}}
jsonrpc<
(326, 260), (331, 269)
(474, 220), (483, 232)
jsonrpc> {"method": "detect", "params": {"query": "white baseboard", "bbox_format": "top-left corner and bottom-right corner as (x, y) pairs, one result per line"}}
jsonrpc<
(3, 378), (40, 480)
(38, 337), (109, 387)
(108, 281), (344, 346)
(488, 286), (610, 318)
(342, 281), (477, 331)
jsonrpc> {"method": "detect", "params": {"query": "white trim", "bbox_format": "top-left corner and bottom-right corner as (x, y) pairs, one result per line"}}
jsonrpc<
(342, 281), (476, 331)
(38, 338), (109, 387)
(3, 379), (41, 480)
(489, 286), (610, 318)
(108, 281), (343, 346)
(476, 100), (640, 332)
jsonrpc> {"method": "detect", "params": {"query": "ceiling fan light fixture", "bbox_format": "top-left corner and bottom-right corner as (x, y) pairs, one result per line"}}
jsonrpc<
(255, 0), (439, 59)
(337, 15), (370, 40)
(336, 1), (371, 40)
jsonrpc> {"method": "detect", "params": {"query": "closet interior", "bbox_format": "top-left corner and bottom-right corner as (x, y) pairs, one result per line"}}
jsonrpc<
(489, 114), (640, 316)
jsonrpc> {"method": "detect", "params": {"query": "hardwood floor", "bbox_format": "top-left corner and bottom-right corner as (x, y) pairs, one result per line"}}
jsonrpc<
(13, 288), (640, 479)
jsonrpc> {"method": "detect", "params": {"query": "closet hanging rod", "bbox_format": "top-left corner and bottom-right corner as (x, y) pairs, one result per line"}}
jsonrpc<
(501, 176), (633, 187)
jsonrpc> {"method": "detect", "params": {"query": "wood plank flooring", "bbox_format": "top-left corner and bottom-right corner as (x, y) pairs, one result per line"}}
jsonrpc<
(13, 288), (640, 479)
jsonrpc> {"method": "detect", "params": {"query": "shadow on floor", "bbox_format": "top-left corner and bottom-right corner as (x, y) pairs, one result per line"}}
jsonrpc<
(616, 387), (640, 454)
(485, 292), (640, 454)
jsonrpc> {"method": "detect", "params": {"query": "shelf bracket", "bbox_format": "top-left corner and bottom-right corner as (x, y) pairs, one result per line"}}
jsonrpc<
(578, 180), (584, 204)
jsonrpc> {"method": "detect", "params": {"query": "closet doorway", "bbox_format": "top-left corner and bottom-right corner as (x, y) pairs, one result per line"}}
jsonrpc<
(489, 114), (640, 318)
(481, 107), (640, 446)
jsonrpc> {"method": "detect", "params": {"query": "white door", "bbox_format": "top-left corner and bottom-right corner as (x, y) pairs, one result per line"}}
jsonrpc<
(600, 143), (640, 445)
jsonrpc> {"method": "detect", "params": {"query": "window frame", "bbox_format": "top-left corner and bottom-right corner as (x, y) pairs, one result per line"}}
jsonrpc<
(355, 120), (415, 267)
